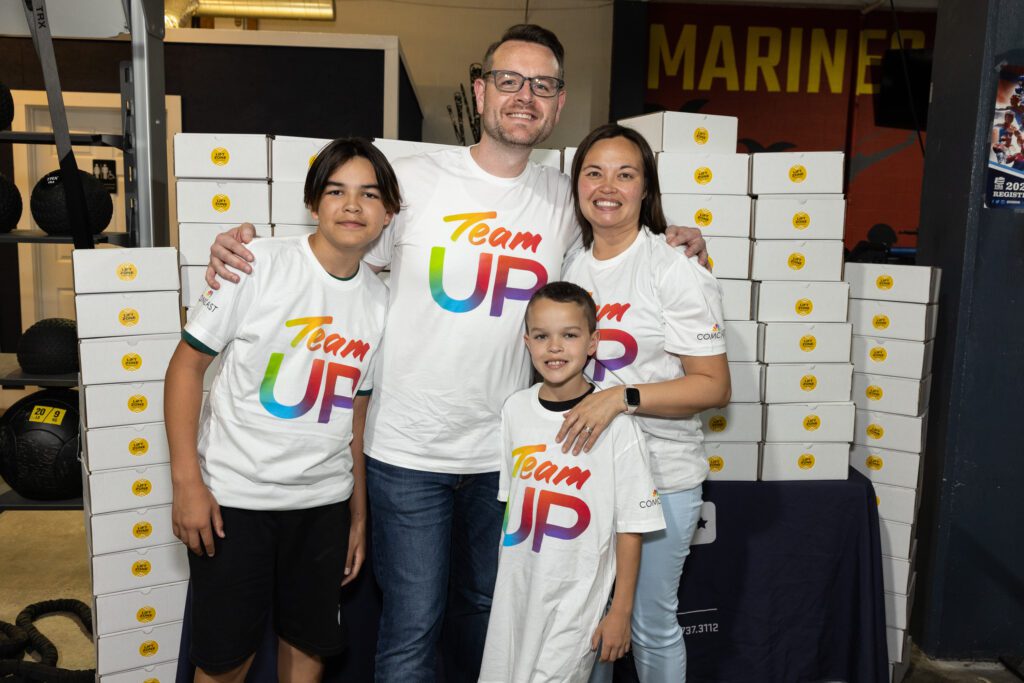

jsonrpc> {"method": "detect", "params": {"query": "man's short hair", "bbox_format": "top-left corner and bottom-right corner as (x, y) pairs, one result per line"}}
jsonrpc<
(525, 281), (598, 333)
(304, 137), (402, 215)
(482, 24), (565, 80)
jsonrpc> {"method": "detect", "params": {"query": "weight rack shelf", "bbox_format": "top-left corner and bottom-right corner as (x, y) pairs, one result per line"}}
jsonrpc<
(0, 229), (130, 246)
(0, 353), (78, 388)
(0, 131), (125, 149)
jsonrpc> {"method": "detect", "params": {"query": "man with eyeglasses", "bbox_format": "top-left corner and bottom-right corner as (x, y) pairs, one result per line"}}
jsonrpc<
(205, 24), (705, 682)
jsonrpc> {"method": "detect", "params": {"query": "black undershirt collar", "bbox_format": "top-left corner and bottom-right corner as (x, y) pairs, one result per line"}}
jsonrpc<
(538, 384), (596, 412)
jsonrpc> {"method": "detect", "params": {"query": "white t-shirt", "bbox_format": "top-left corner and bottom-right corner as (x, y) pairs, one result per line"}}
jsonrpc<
(562, 228), (727, 492)
(184, 236), (387, 510)
(479, 384), (665, 683)
(362, 147), (579, 474)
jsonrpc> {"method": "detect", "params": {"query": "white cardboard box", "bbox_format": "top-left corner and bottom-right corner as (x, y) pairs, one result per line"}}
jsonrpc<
(657, 152), (750, 194)
(176, 180), (270, 224)
(530, 148), (562, 169)
(371, 138), (454, 163)
(662, 194), (751, 237)
(273, 224), (317, 237)
(883, 549), (913, 595)
(89, 505), (175, 556)
(173, 133), (268, 179)
(728, 362), (764, 403)
(874, 483), (918, 525)
(752, 196), (846, 240)
(725, 321), (761, 361)
(563, 147), (577, 172)
(848, 299), (939, 342)
(760, 322), (852, 363)
(756, 281), (850, 322)
(751, 240), (844, 281)
(72, 248), (179, 294)
(720, 279), (755, 320)
(706, 237), (752, 279)
(85, 422), (170, 472)
(619, 111), (738, 153)
(79, 334), (179, 386)
(845, 263), (940, 304)
(853, 373), (932, 416)
(763, 363), (853, 404)
(96, 620), (183, 676)
(750, 152), (845, 194)
(86, 465), (172, 516)
(178, 223), (271, 266)
(764, 401), (855, 442)
(99, 660), (178, 683)
(880, 519), (914, 560)
(850, 445), (921, 489)
(701, 403), (764, 442)
(84, 381), (165, 429)
(91, 543), (189, 596)
(94, 581), (189, 637)
(271, 180), (315, 225)
(887, 627), (906, 663)
(704, 442), (760, 481)
(271, 135), (331, 181)
(885, 574), (916, 629)
(851, 336), (935, 379)
(179, 266), (207, 308)
(760, 442), (850, 480)
(855, 410), (928, 452)
(75, 292), (181, 339)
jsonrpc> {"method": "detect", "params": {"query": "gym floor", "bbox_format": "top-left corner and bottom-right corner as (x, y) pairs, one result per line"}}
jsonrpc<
(0, 478), (1019, 682)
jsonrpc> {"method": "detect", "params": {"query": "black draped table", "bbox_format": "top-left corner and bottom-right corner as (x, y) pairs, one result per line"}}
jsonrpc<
(176, 469), (888, 682)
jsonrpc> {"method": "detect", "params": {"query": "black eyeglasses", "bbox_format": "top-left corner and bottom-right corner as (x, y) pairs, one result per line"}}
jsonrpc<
(482, 70), (564, 98)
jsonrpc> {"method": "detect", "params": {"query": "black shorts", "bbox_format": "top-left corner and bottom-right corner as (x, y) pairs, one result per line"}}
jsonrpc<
(187, 501), (351, 673)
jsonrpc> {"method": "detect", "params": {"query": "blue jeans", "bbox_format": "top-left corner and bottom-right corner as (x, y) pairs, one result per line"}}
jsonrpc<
(367, 456), (504, 683)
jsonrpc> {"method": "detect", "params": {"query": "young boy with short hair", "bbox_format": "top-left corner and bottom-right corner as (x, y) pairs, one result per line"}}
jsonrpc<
(164, 138), (400, 682)
(479, 281), (666, 683)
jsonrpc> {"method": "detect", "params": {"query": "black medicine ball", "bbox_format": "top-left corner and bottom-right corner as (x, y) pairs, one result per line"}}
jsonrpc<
(0, 81), (13, 131)
(17, 318), (79, 375)
(30, 169), (113, 235)
(0, 173), (21, 232)
(0, 389), (82, 500)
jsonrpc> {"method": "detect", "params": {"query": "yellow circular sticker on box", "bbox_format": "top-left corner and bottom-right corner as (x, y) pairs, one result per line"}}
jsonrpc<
(136, 606), (156, 623)
(795, 298), (814, 316)
(866, 423), (885, 440)
(876, 275), (894, 290)
(694, 208), (713, 227)
(139, 640), (159, 657)
(869, 346), (888, 362)
(797, 453), (815, 470)
(118, 308), (139, 328)
(131, 560), (151, 577)
(132, 479), (152, 497)
(133, 521), (153, 538)
(694, 167), (713, 185)
(792, 212), (811, 230)
(309, 154), (318, 167)
(128, 395), (149, 413)
(803, 414), (821, 431)
(707, 256), (715, 270)
(866, 385), (884, 401)
(693, 127), (709, 145)
(143, 679), (160, 683)
(708, 455), (724, 472)
(788, 253), (806, 270)
(122, 353), (142, 371)
(212, 194), (231, 212)
(211, 147), (230, 166)
(865, 454), (884, 471)
(789, 164), (807, 183)
(116, 262), (138, 281)
(708, 415), (727, 432)
(128, 437), (149, 456)
(800, 374), (818, 391)
(799, 335), (817, 352)
(872, 314), (890, 330)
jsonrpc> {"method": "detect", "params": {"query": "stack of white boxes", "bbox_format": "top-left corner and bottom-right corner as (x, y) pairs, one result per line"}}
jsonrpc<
(751, 153), (854, 481)
(619, 111), (763, 482)
(73, 247), (189, 682)
(845, 262), (940, 679)
(174, 134), (272, 308)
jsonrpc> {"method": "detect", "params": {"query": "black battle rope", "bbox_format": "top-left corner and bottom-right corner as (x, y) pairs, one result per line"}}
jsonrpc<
(0, 599), (94, 682)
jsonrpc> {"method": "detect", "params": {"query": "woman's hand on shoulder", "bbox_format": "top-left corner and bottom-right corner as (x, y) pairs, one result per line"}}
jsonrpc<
(205, 223), (258, 288)
(664, 224), (709, 268)
(557, 387), (626, 455)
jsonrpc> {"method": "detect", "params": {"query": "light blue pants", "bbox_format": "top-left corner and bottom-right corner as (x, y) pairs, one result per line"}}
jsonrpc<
(590, 484), (704, 683)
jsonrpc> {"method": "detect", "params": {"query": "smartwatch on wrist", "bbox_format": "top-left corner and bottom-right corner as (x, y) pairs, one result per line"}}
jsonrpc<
(624, 385), (641, 415)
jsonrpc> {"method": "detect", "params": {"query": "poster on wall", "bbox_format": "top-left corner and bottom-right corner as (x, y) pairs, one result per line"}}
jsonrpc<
(985, 65), (1024, 208)
(639, 3), (935, 249)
